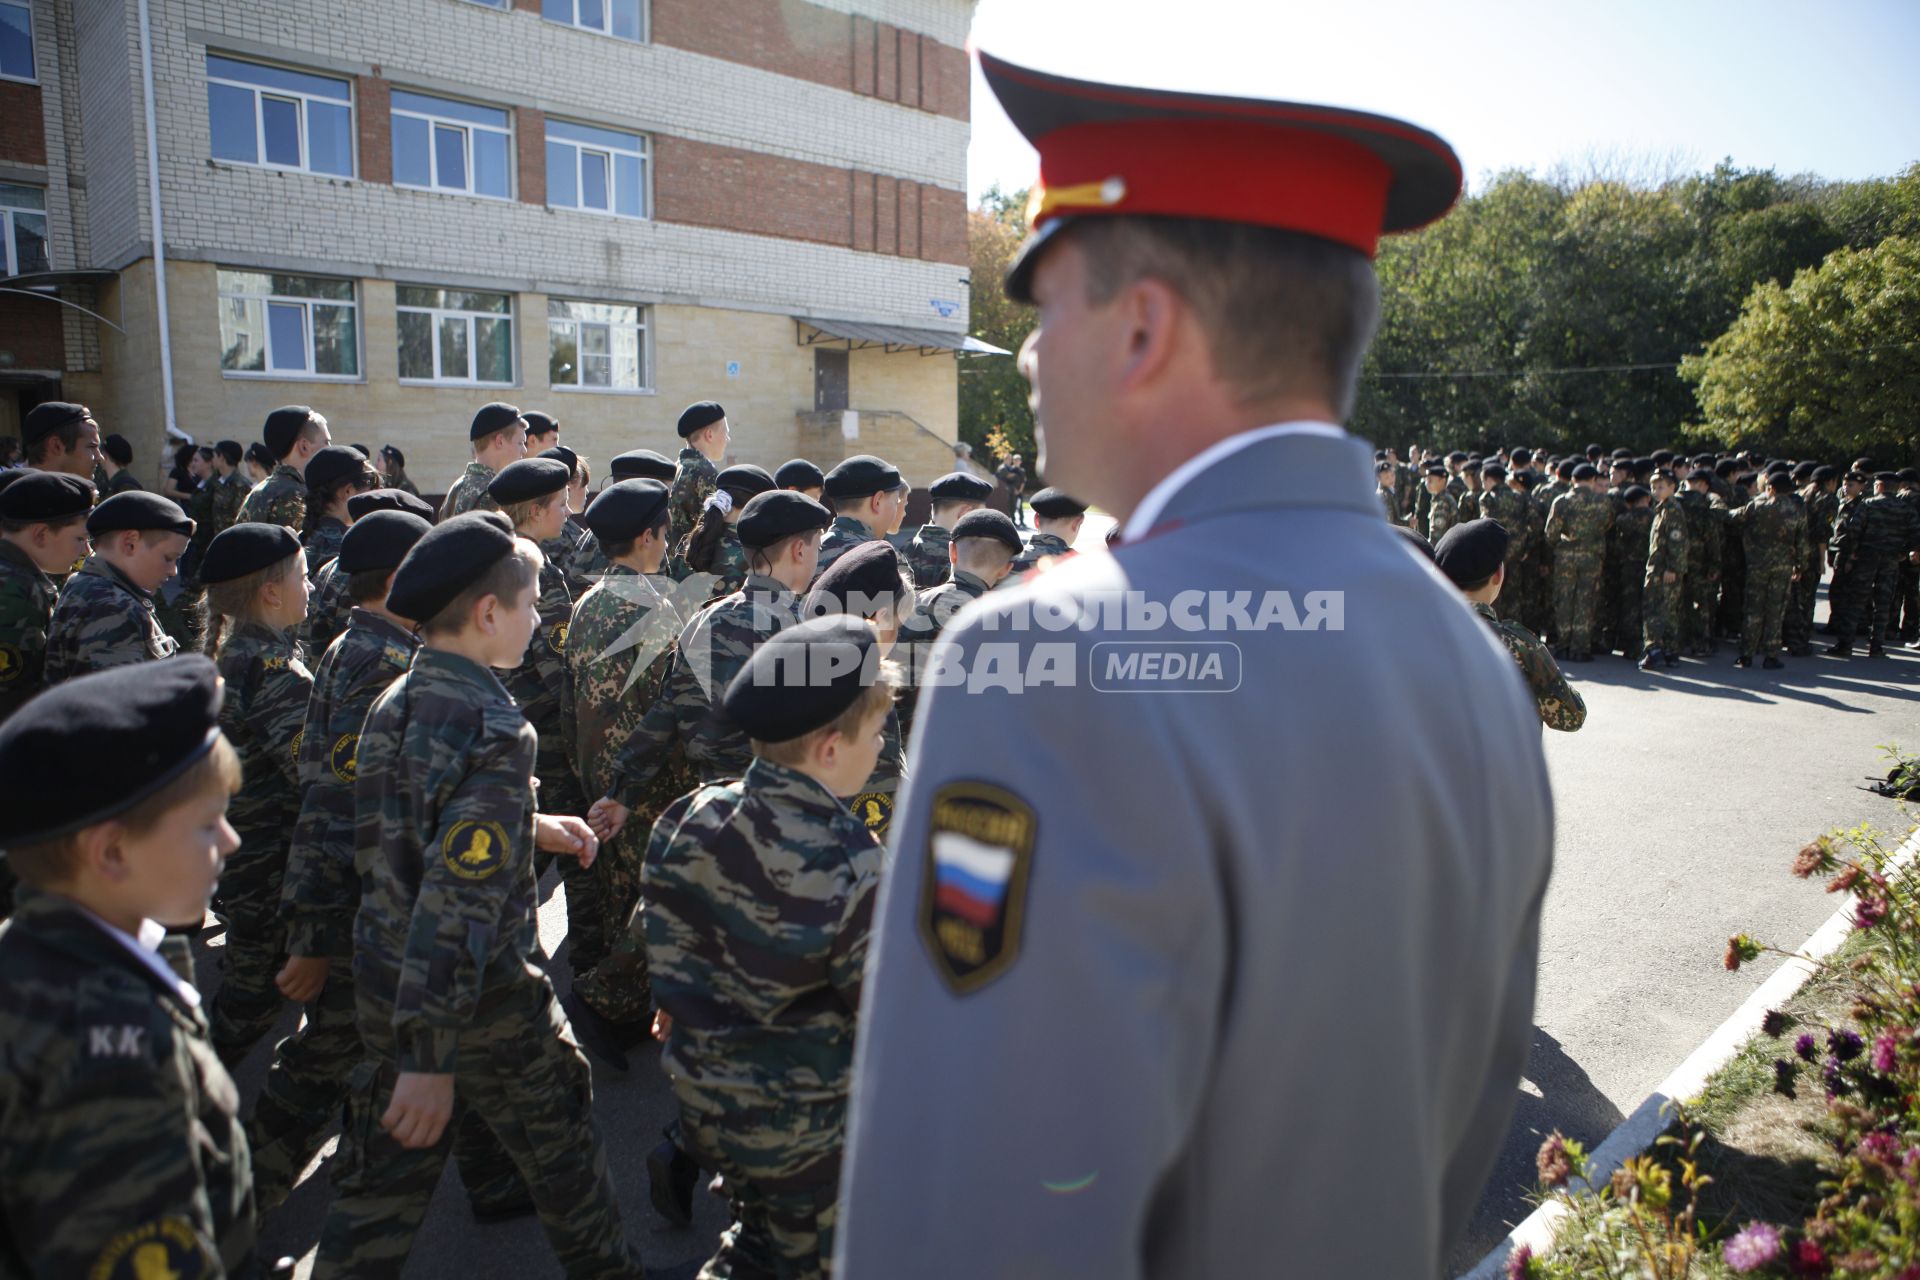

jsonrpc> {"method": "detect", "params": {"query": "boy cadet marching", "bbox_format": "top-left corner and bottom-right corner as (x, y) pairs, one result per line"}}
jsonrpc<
(0, 659), (258, 1278)
(896, 508), (1022, 739)
(439, 402), (528, 520)
(801, 540), (915, 838)
(1002, 486), (1084, 581)
(237, 406), (331, 529)
(44, 490), (191, 682)
(681, 463), (777, 600)
(668, 401), (730, 562)
(1732, 471), (1807, 668)
(1641, 468), (1690, 669)
(906, 470), (995, 588)
(303, 487), (436, 657)
(814, 455), (908, 580)
(1434, 519), (1586, 732)
(313, 512), (643, 1279)
(0, 472), (93, 725)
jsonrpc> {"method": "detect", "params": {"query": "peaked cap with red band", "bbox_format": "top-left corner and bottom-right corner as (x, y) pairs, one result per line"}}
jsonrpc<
(982, 52), (1464, 303)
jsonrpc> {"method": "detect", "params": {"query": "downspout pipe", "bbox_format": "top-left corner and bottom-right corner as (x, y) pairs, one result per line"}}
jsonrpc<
(134, 0), (178, 441)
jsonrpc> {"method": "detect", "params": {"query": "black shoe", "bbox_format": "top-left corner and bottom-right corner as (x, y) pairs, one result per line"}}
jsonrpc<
(1869, 643), (1887, 658)
(1763, 655), (1784, 669)
(470, 1191), (537, 1223)
(1735, 655), (1752, 667)
(1639, 650), (1662, 671)
(1664, 650), (1680, 667)
(647, 1136), (699, 1228)
(561, 989), (628, 1072)
(1827, 643), (1853, 657)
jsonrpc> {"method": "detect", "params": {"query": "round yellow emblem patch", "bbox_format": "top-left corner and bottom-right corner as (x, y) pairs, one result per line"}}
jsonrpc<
(330, 732), (359, 783)
(443, 819), (510, 880)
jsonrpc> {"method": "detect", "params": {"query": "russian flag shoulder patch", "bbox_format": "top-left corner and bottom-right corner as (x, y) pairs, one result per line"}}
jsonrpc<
(918, 781), (1037, 996)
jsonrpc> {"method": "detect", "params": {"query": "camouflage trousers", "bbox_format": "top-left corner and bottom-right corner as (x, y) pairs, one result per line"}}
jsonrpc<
(1615, 562), (1648, 656)
(1717, 542), (1746, 640)
(1783, 556), (1824, 653)
(678, 1084), (845, 1280)
(539, 766), (617, 980)
(1523, 557), (1554, 640)
(314, 974), (642, 1279)
(1643, 571), (1685, 655)
(1493, 556), (1527, 623)
(247, 960), (530, 1215)
(1682, 566), (1717, 653)
(1741, 565), (1794, 659)
(206, 833), (290, 1068)
(1830, 553), (1899, 645)
(569, 830), (652, 1026)
(1551, 553), (1605, 657)
(1898, 560), (1919, 641)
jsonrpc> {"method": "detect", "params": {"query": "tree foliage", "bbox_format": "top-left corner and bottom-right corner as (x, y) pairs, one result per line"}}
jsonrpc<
(959, 184), (1036, 465)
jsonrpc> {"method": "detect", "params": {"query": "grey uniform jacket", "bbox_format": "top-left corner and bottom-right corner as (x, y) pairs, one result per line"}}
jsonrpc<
(836, 424), (1554, 1279)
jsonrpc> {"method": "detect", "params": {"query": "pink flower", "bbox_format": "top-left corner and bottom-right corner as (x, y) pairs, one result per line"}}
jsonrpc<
(1871, 1034), (1899, 1073)
(1535, 1134), (1571, 1188)
(1853, 895), (1887, 929)
(1723, 1222), (1785, 1272)
(1503, 1243), (1535, 1280)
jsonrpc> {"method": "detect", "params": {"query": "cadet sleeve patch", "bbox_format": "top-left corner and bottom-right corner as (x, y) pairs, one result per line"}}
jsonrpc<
(330, 732), (360, 783)
(548, 621), (569, 653)
(443, 819), (510, 880)
(851, 791), (893, 837)
(89, 1215), (213, 1280)
(917, 781), (1036, 996)
(0, 642), (20, 682)
(289, 729), (304, 766)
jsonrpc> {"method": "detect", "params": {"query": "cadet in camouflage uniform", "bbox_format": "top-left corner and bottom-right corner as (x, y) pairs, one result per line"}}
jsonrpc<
(1457, 464), (1482, 523)
(1611, 485), (1654, 657)
(1826, 471), (1869, 651)
(206, 441), (251, 536)
(535, 443), (592, 588)
(1421, 464), (1458, 544)
(249, 511), (432, 1213)
(237, 405), (332, 530)
(815, 454), (908, 582)
(803, 540), (915, 839)
(1544, 464), (1614, 661)
(199, 525), (314, 1068)
(1641, 470), (1689, 669)
(1676, 472), (1721, 656)
(0, 473), (93, 724)
(44, 492), (191, 683)
(683, 464), (777, 602)
(1375, 462), (1404, 524)
(995, 451), (1028, 525)
(0, 659), (260, 1280)
(1003, 487), (1086, 584)
(1434, 520), (1585, 732)
(1732, 471), (1806, 668)
(313, 514), (642, 1279)
(646, 616), (894, 1280)
(300, 445), (376, 579)
(1511, 469), (1553, 638)
(301, 488), (437, 657)
(669, 401), (730, 561)
(1472, 462), (1529, 622)
(895, 509), (1020, 741)
(1787, 466), (1839, 655)
(1829, 472), (1920, 657)
(439, 402), (529, 521)
(377, 444), (422, 498)
(908, 471), (994, 588)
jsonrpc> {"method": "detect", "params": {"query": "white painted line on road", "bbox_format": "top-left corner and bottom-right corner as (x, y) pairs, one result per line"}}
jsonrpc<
(1460, 823), (1920, 1280)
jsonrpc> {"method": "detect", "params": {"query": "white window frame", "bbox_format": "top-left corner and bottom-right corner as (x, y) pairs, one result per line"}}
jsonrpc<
(396, 289), (516, 387)
(542, 0), (647, 42)
(390, 90), (512, 200)
(546, 122), (651, 220)
(206, 56), (355, 178)
(460, 0), (509, 7)
(548, 299), (653, 395)
(216, 271), (362, 382)
(0, 184), (48, 276)
(0, 0), (35, 86)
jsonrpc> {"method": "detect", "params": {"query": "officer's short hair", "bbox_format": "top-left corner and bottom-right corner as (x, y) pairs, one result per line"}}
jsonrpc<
(751, 658), (902, 770)
(419, 541), (541, 636)
(954, 535), (1017, 575)
(6, 735), (241, 888)
(1071, 218), (1379, 421)
(348, 566), (397, 605)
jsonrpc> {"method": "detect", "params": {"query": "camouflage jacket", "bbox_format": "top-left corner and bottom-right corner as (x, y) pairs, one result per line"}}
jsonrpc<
(236, 463), (306, 530)
(0, 539), (58, 723)
(1544, 488), (1614, 559)
(1472, 601), (1585, 732)
(210, 470), (249, 537)
(539, 515), (591, 592)
(1854, 493), (1920, 559)
(604, 573), (802, 807)
(906, 523), (952, 589)
(1423, 489), (1460, 544)
(1676, 489), (1720, 576)
(44, 555), (178, 684)
(1611, 506), (1655, 572)
(1535, 480), (1568, 512)
(298, 555), (352, 657)
(1803, 488), (1838, 565)
(104, 469), (144, 496)
(502, 553), (578, 805)
(850, 709), (906, 839)
(699, 524), (750, 603)
(303, 517), (346, 580)
(1458, 486), (1482, 522)
(567, 564), (683, 801)
(1647, 496), (1689, 578)
(282, 610), (417, 958)
(215, 620), (312, 853)
(1377, 487), (1402, 525)
(383, 471), (422, 499)
(1733, 491), (1807, 574)
(644, 757), (881, 1104)
(1474, 487), (1530, 558)
(1003, 531), (1075, 584)
(895, 569), (989, 741)
(814, 514), (877, 581)
(0, 888), (256, 1278)
(185, 479), (220, 566)
(668, 447), (719, 558)
(567, 528), (611, 597)
(438, 461), (498, 521)
(351, 646), (541, 1075)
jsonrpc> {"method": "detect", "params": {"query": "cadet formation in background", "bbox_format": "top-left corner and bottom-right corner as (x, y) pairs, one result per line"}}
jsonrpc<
(0, 385), (1918, 1278)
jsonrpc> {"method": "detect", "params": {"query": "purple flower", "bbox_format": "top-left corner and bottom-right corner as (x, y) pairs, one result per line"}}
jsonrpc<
(1823, 1058), (1849, 1097)
(1723, 1222), (1785, 1272)
(1762, 1009), (1790, 1036)
(1773, 1059), (1798, 1098)
(1503, 1243), (1535, 1280)
(1829, 1029), (1864, 1062)
(1796, 1032), (1819, 1061)
(1854, 895), (1888, 929)
(1872, 1034), (1899, 1074)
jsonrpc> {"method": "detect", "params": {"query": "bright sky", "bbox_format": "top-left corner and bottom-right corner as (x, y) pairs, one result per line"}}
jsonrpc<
(965, 0), (1920, 204)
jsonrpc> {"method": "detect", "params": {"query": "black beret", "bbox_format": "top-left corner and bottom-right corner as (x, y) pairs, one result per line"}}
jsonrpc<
(1846, 471), (1869, 484)
(1433, 519), (1510, 587)
(347, 488), (435, 521)
(1651, 468), (1679, 486)
(1611, 447), (1634, 459)
(1790, 461), (1817, 479)
(1609, 457), (1633, 471)
(582, 480), (670, 543)
(0, 471), (95, 522)
(610, 449), (677, 482)
(1899, 468), (1919, 483)
(1585, 443), (1603, 455)
(1767, 471), (1795, 491)
(1423, 462), (1448, 477)
(1512, 470), (1538, 490)
(677, 401), (727, 438)
(488, 457), (571, 505)
(86, 490), (192, 537)
(538, 444), (578, 472)
(952, 508), (1022, 552)
(1623, 484), (1651, 502)
(1480, 462), (1507, 479)
(263, 405), (315, 458)
(0, 655), (225, 849)
(379, 443), (406, 467)
(215, 440), (243, 465)
(1029, 487), (1088, 519)
(338, 510), (432, 575)
(304, 445), (368, 493)
(803, 540), (910, 620)
(775, 458), (824, 490)
(522, 411), (559, 436)
(388, 511), (519, 624)
(1392, 523), (1438, 564)
(1570, 463), (1598, 481)
(1509, 448), (1532, 464)
(470, 401), (525, 441)
(721, 614), (884, 744)
(200, 521), (302, 584)
(22, 402), (90, 448)
(1445, 451), (1468, 463)
(1874, 470), (1900, 483)
(1764, 460), (1791, 475)
(1651, 449), (1675, 465)
(348, 443), (371, 459)
(1375, 461), (1395, 474)
(101, 433), (133, 466)
(822, 454), (906, 500)
(715, 464), (776, 499)
(929, 471), (994, 502)
(737, 490), (832, 549)
(1812, 465), (1839, 483)
(1852, 457), (1876, 471)
(1691, 453), (1715, 466)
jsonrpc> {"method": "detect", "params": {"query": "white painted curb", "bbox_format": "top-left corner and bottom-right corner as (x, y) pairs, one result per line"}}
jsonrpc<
(1460, 823), (1920, 1280)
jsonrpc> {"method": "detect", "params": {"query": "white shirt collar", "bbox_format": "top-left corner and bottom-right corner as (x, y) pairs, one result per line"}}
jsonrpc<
(1121, 421), (1346, 542)
(77, 906), (202, 1008)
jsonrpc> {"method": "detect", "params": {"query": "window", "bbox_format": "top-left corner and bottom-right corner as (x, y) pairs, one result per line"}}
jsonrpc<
(0, 0), (33, 82)
(206, 54), (353, 177)
(542, 0), (644, 41)
(397, 286), (514, 385)
(462, 0), (509, 6)
(217, 270), (360, 378)
(391, 90), (511, 199)
(546, 120), (648, 219)
(549, 299), (649, 391)
(1, 183), (47, 276)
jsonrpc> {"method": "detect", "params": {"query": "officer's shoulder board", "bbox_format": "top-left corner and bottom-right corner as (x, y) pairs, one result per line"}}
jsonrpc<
(918, 781), (1036, 996)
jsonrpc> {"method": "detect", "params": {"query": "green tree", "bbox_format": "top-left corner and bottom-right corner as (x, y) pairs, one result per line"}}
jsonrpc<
(1682, 235), (1920, 462)
(959, 185), (1037, 465)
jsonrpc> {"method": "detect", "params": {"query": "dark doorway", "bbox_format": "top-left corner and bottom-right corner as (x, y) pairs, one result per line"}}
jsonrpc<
(814, 348), (849, 413)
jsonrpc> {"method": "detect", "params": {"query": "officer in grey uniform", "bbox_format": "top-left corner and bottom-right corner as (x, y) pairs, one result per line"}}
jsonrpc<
(837, 54), (1554, 1280)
